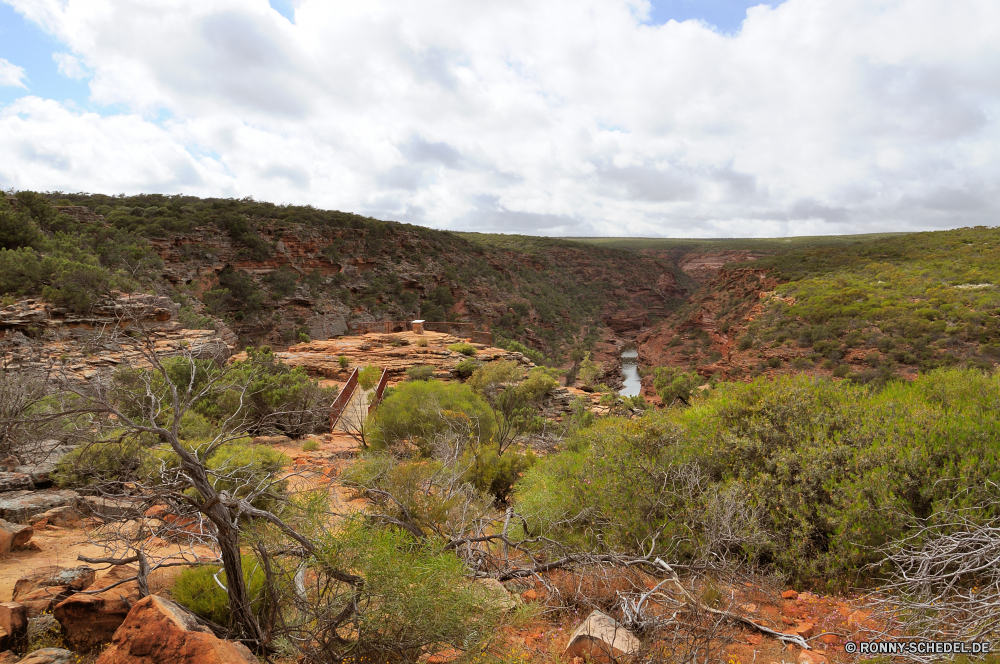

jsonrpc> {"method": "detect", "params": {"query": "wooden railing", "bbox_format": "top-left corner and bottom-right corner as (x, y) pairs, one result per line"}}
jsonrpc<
(368, 368), (389, 414)
(329, 368), (358, 430)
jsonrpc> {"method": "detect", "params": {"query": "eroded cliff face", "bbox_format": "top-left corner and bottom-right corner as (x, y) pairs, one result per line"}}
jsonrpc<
(0, 294), (235, 382)
(148, 224), (691, 357)
(635, 268), (782, 389)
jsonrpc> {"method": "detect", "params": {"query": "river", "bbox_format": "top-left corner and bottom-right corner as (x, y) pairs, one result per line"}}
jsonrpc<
(619, 347), (641, 397)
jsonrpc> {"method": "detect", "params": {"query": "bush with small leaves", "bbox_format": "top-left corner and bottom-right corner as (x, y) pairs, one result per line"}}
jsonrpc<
(302, 440), (320, 452)
(405, 365), (434, 381)
(447, 342), (478, 356)
(338, 355), (349, 368)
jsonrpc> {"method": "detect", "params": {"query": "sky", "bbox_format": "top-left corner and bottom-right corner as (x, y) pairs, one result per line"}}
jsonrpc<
(0, 1), (998, 238)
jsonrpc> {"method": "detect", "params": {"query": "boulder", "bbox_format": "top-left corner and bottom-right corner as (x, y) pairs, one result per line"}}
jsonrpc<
(28, 506), (81, 529)
(0, 650), (16, 663)
(17, 587), (70, 619)
(53, 565), (140, 650)
(0, 474), (33, 493)
(476, 578), (518, 613)
(13, 566), (95, 615)
(565, 610), (640, 664)
(0, 603), (26, 653)
(76, 496), (140, 520)
(14, 566), (96, 599)
(0, 491), (78, 524)
(54, 591), (133, 651)
(96, 596), (257, 664)
(0, 520), (32, 554)
(18, 648), (74, 664)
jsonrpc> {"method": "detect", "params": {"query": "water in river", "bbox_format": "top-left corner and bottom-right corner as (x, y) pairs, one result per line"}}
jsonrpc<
(619, 347), (641, 397)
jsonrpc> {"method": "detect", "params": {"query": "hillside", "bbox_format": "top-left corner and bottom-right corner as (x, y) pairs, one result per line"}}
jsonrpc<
(0, 191), (692, 363)
(632, 226), (1000, 391)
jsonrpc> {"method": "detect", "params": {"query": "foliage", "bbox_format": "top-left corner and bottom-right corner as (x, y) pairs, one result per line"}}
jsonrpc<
(448, 342), (478, 357)
(302, 440), (320, 452)
(461, 442), (536, 504)
(452, 358), (481, 378)
(370, 380), (495, 456)
(575, 352), (604, 390)
(358, 365), (382, 391)
(215, 347), (338, 437)
(308, 519), (501, 660)
(517, 369), (1000, 586)
(503, 340), (545, 365)
(338, 355), (349, 369)
(200, 441), (290, 510)
(172, 558), (268, 628)
(405, 365), (434, 381)
(740, 226), (1000, 373)
(652, 367), (702, 405)
(468, 361), (554, 452)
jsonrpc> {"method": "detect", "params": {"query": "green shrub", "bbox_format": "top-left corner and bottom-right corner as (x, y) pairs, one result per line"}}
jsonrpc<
(358, 365), (382, 391)
(172, 558), (267, 628)
(447, 342), (477, 356)
(53, 434), (150, 490)
(405, 365), (434, 381)
(307, 519), (500, 660)
(370, 380), (495, 456)
(338, 355), (349, 368)
(302, 440), (320, 452)
(415, 337), (428, 348)
(461, 443), (535, 504)
(452, 358), (481, 378)
(516, 370), (1000, 587)
(200, 441), (289, 509)
(652, 366), (701, 405)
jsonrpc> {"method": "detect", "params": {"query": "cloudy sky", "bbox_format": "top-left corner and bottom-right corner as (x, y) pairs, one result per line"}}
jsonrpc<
(0, 0), (998, 238)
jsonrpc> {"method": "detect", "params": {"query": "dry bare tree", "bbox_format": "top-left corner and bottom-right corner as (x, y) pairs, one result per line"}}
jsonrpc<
(53, 307), (355, 651)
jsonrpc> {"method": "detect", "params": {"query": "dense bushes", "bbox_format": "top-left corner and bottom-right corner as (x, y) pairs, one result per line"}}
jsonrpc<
(370, 380), (495, 455)
(516, 369), (1000, 586)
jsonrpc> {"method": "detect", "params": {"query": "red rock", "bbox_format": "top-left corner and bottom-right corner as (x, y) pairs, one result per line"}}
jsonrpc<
(782, 590), (799, 600)
(819, 634), (840, 645)
(0, 602), (26, 652)
(13, 566), (95, 600)
(54, 589), (135, 650)
(792, 622), (815, 638)
(0, 520), (32, 554)
(0, 650), (16, 663)
(520, 589), (537, 601)
(847, 609), (870, 626)
(18, 586), (70, 618)
(17, 649), (74, 664)
(564, 611), (640, 664)
(798, 650), (828, 664)
(95, 595), (257, 664)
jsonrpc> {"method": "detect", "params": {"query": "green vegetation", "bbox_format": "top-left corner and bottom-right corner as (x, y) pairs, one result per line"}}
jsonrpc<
(516, 369), (1000, 587)
(358, 365), (382, 390)
(447, 342), (478, 356)
(467, 361), (555, 452)
(405, 365), (434, 381)
(0, 193), (161, 311)
(370, 380), (495, 455)
(651, 366), (702, 405)
(734, 227), (1000, 374)
(173, 559), (268, 628)
(302, 439), (320, 452)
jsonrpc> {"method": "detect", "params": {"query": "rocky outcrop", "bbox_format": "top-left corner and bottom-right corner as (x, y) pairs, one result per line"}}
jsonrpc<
(96, 596), (257, 664)
(0, 491), (79, 524)
(13, 567), (95, 617)
(18, 648), (74, 664)
(0, 294), (234, 383)
(0, 521), (32, 554)
(677, 251), (760, 283)
(27, 506), (81, 529)
(264, 330), (533, 382)
(0, 602), (26, 654)
(565, 610), (641, 664)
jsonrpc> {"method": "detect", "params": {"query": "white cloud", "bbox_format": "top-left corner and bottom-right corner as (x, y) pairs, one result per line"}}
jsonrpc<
(0, 58), (27, 88)
(52, 52), (87, 79)
(2, 0), (1000, 237)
